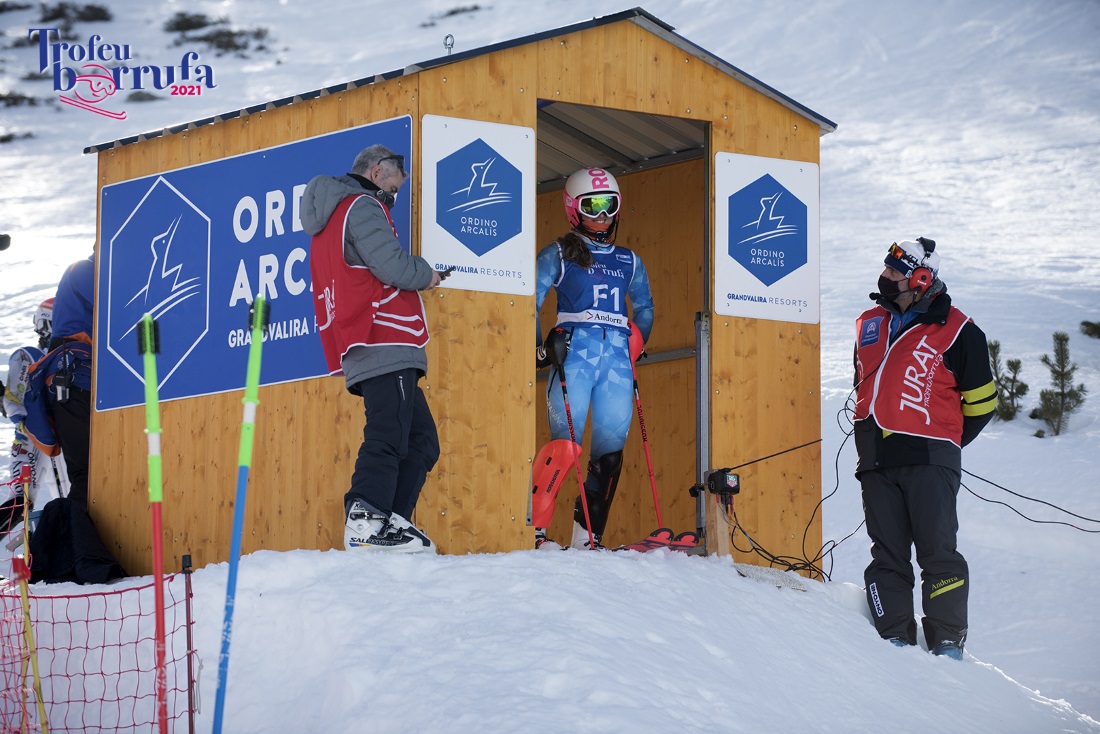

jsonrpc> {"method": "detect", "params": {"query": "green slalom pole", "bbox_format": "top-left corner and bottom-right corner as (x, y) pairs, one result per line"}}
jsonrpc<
(213, 295), (269, 734)
(137, 314), (168, 734)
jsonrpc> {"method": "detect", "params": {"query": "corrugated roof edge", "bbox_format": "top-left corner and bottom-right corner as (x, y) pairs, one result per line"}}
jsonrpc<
(84, 6), (835, 154)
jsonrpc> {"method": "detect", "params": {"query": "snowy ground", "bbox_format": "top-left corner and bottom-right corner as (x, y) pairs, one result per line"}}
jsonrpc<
(1, 1), (1099, 731)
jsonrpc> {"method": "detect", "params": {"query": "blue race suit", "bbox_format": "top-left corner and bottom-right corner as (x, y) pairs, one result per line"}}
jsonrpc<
(535, 235), (654, 539)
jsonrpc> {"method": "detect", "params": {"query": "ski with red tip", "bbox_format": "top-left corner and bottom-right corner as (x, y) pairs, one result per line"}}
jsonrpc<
(614, 527), (674, 551)
(614, 528), (700, 553)
(668, 531), (700, 552)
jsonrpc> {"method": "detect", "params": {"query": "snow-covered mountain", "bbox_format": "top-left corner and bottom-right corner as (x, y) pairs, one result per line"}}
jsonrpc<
(1, 1), (1098, 731)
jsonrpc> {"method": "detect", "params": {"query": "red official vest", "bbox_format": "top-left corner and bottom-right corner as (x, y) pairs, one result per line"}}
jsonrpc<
(309, 194), (428, 376)
(854, 304), (971, 446)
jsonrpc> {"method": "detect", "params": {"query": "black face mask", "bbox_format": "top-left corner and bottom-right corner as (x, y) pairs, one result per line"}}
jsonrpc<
(877, 275), (905, 300)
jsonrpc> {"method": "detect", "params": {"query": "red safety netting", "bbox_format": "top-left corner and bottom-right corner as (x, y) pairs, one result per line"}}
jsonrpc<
(0, 570), (194, 733)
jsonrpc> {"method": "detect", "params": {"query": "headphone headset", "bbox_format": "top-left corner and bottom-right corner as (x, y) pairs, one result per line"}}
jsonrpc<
(909, 265), (933, 294)
(908, 236), (936, 295)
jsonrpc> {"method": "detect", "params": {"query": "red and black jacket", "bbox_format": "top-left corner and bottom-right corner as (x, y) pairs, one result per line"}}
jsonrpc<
(852, 291), (997, 475)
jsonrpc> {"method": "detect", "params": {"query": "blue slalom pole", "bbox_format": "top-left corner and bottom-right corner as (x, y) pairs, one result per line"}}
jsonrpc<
(212, 296), (268, 734)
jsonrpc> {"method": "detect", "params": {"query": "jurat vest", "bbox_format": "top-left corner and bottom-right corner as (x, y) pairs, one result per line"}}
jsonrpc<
(854, 304), (971, 446)
(310, 194), (428, 376)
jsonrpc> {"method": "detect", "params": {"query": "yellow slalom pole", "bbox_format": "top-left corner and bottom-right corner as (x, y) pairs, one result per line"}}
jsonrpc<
(12, 464), (48, 732)
(14, 559), (48, 734)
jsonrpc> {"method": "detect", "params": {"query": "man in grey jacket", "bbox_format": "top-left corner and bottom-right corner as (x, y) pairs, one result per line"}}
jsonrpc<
(303, 144), (442, 553)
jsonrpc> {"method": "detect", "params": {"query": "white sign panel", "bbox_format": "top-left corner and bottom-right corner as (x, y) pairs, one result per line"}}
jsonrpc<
(714, 152), (820, 324)
(421, 115), (536, 296)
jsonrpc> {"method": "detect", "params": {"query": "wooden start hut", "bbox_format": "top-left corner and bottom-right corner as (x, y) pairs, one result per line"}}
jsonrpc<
(85, 8), (836, 574)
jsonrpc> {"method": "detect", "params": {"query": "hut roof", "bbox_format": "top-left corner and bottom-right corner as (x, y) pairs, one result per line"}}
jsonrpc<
(85, 7), (836, 187)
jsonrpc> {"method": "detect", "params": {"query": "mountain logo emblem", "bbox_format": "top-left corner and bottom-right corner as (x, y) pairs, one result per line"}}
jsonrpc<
(106, 176), (211, 386)
(436, 138), (522, 256)
(727, 174), (807, 286)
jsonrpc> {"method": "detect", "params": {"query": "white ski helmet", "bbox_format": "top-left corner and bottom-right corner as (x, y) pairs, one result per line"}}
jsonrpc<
(563, 167), (622, 241)
(33, 298), (53, 337)
(33, 297), (53, 349)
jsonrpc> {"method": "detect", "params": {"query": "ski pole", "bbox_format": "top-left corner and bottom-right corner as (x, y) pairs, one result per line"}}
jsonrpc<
(631, 364), (663, 527)
(137, 314), (168, 734)
(18, 464), (31, 563)
(628, 322), (662, 527)
(545, 328), (595, 549)
(213, 296), (269, 734)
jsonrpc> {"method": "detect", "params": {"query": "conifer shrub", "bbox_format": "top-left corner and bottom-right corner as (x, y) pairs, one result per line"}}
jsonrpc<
(988, 340), (1027, 421)
(1029, 331), (1087, 436)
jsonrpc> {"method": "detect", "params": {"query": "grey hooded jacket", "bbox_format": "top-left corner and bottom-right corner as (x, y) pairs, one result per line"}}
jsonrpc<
(300, 173), (435, 388)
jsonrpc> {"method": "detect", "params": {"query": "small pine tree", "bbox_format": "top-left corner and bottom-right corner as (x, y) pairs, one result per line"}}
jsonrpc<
(1000, 359), (1028, 421)
(1034, 331), (1088, 436)
(988, 340), (1028, 420)
(1082, 320), (1100, 339)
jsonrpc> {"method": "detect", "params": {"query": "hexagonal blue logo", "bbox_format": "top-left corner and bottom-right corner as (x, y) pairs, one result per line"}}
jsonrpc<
(106, 177), (210, 386)
(437, 138), (521, 256)
(727, 174), (807, 286)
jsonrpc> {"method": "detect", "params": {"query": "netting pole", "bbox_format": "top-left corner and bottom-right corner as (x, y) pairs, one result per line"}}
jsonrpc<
(13, 463), (47, 732)
(213, 296), (268, 734)
(138, 314), (168, 734)
(17, 464), (31, 710)
(182, 555), (195, 734)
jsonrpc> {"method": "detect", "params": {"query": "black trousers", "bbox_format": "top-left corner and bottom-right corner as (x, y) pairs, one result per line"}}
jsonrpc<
(346, 369), (439, 520)
(860, 464), (968, 648)
(52, 386), (90, 510)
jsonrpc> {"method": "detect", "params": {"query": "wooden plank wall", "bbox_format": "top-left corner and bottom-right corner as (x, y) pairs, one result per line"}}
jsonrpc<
(91, 84), (430, 574)
(706, 69), (823, 570)
(415, 46), (537, 554)
(90, 17), (821, 574)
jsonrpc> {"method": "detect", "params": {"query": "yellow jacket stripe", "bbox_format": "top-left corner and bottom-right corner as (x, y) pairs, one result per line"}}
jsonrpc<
(961, 380), (998, 417)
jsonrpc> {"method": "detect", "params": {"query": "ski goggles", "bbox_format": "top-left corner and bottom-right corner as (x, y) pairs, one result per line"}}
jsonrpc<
(577, 193), (620, 218)
(884, 242), (922, 275)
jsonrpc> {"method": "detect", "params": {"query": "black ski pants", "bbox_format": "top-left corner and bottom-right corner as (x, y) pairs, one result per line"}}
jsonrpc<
(347, 369), (439, 520)
(860, 464), (968, 649)
(52, 386), (90, 510)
